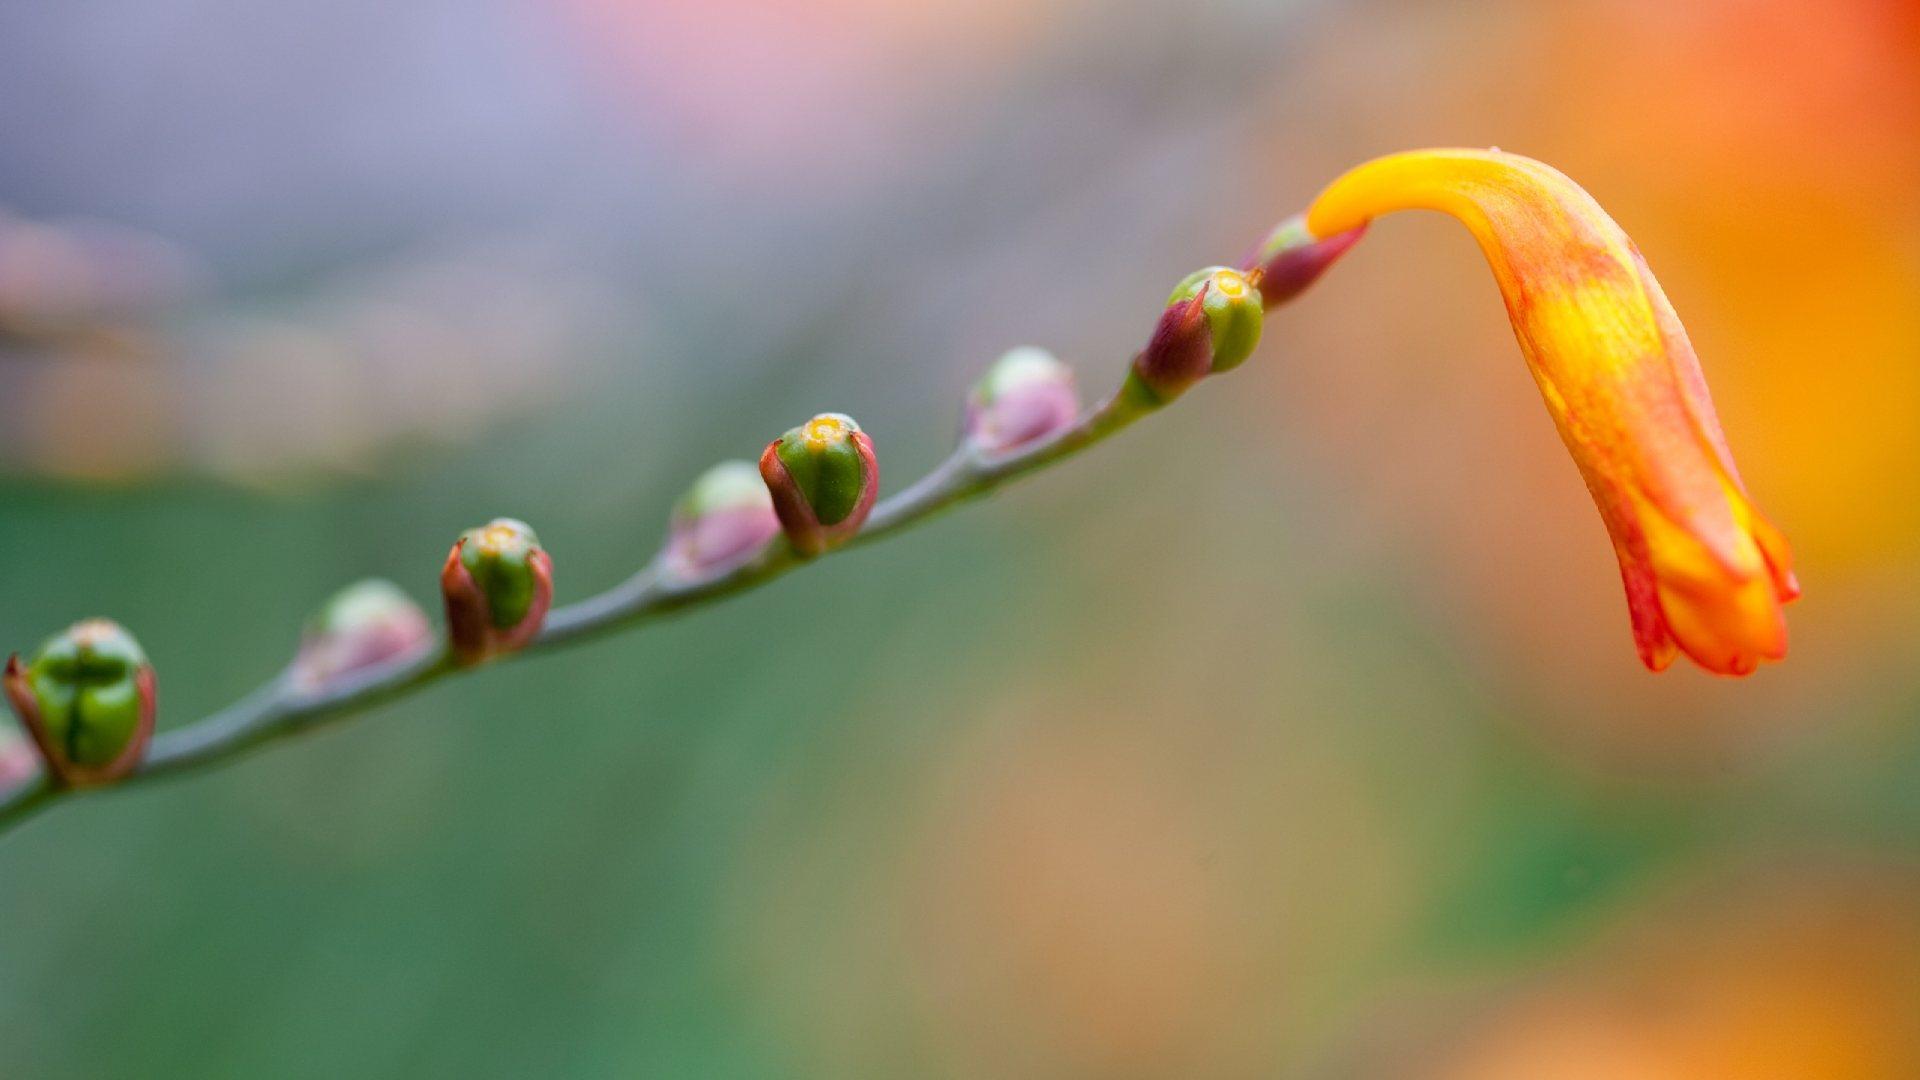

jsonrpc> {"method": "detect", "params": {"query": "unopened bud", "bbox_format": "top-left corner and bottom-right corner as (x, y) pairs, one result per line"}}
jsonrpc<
(292, 579), (433, 689)
(1241, 213), (1366, 308)
(1128, 265), (1265, 405)
(965, 347), (1079, 456)
(441, 518), (553, 665)
(759, 413), (879, 557)
(4, 618), (156, 787)
(0, 726), (40, 796)
(665, 460), (782, 579)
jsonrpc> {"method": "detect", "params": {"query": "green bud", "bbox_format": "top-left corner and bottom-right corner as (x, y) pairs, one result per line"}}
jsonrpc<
(441, 518), (554, 665)
(1130, 266), (1266, 404)
(759, 413), (879, 557)
(773, 414), (868, 527)
(1167, 265), (1265, 373)
(3, 618), (156, 787)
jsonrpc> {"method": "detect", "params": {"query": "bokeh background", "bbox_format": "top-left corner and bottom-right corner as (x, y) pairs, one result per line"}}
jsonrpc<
(2, 0), (1917, 1075)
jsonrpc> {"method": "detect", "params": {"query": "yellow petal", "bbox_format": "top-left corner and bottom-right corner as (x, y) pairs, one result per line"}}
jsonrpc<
(1304, 149), (1796, 675)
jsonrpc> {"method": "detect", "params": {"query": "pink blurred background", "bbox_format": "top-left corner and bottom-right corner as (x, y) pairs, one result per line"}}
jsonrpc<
(1, 0), (1915, 1076)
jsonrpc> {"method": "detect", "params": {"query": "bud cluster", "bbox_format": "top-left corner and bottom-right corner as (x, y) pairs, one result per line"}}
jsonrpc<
(0, 203), (1367, 812)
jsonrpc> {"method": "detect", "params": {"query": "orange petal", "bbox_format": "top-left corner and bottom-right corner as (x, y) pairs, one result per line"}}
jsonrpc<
(1305, 149), (1796, 675)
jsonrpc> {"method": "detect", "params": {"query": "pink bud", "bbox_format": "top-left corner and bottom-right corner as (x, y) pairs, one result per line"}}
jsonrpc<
(965, 347), (1079, 456)
(664, 461), (783, 579)
(0, 727), (39, 797)
(1240, 214), (1366, 309)
(291, 579), (433, 690)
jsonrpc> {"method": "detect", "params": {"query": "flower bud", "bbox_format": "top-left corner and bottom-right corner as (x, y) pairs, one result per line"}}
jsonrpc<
(664, 460), (782, 579)
(292, 579), (433, 689)
(1241, 213), (1367, 308)
(759, 412), (879, 557)
(3, 618), (156, 787)
(441, 518), (553, 665)
(964, 346), (1079, 456)
(1128, 265), (1265, 404)
(0, 725), (40, 796)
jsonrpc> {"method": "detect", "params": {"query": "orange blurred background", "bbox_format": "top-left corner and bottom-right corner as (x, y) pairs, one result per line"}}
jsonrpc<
(0, 0), (1915, 1075)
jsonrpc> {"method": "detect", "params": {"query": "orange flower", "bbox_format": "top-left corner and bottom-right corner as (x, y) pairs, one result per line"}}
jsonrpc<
(1304, 149), (1797, 675)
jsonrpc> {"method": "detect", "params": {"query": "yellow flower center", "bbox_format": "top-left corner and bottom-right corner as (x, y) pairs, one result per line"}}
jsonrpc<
(1210, 269), (1249, 298)
(803, 416), (848, 450)
(478, 524), (520, 553)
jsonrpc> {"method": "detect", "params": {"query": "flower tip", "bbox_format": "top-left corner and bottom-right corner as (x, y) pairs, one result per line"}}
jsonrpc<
(1631, 552), (1792, 677)
(1639, 645), (1677, 675)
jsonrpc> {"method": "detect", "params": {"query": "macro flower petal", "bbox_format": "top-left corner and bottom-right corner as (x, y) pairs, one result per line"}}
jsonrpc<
(1303, 148), (1797, 675)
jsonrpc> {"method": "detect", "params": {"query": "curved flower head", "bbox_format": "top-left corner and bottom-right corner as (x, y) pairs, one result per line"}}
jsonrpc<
(1304, 148), (1797, 675)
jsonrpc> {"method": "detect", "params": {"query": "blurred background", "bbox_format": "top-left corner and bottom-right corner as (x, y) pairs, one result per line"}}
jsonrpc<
(1, 0), (1916, 1075)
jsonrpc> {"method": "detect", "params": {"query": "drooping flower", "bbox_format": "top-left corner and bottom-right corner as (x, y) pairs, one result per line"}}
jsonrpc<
(1302, 148), (1797, 675)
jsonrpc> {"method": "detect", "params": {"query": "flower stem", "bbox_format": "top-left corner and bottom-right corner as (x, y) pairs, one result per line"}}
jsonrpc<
(0, 384), (1156, 837)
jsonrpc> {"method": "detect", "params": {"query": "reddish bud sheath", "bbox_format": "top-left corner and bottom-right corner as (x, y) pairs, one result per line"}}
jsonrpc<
(760, 414), (879, 557)
(441, 519), (553, 665)
(1241, 214), (1367, 309)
